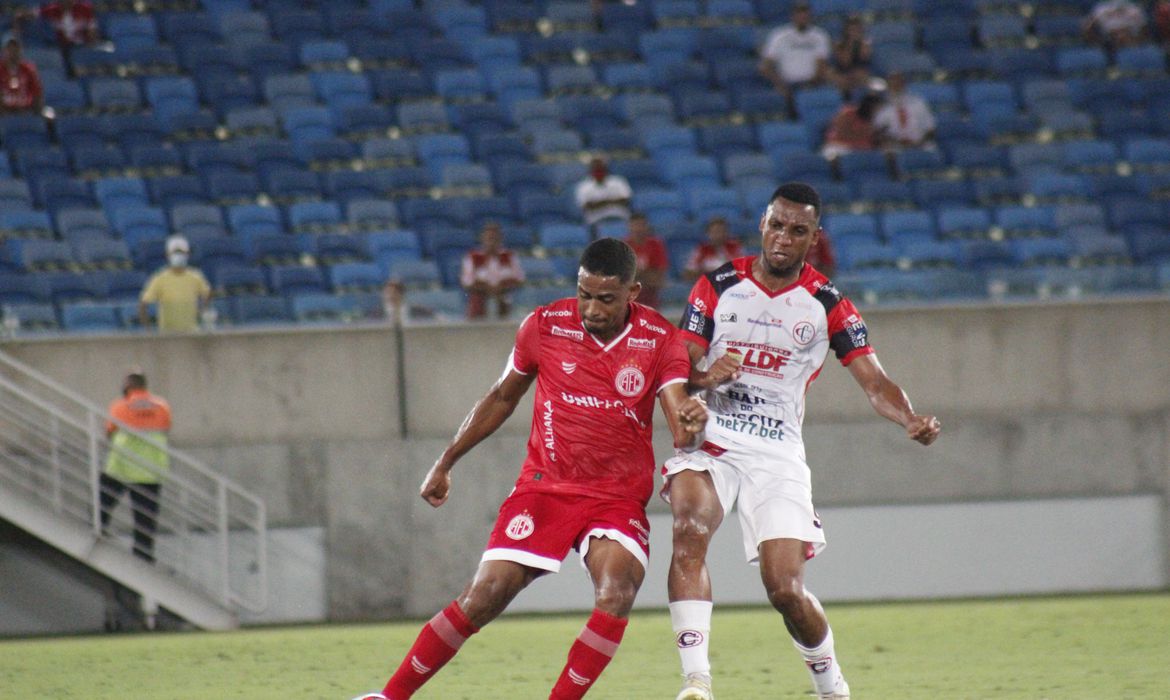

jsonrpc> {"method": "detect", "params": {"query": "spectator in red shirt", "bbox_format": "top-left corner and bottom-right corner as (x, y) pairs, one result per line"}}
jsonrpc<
(0, 33), (44, 115)
(804, 226), (837, 278)
(460, 222), (525, 320)
(17, 0), (99, 49)
(684, 217), (745, 281)
(820, 83), (885, 161)
(624, 212), (668, 309)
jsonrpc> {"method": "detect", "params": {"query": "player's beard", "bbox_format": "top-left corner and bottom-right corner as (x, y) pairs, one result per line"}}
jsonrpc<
(761, 252), (805, 279)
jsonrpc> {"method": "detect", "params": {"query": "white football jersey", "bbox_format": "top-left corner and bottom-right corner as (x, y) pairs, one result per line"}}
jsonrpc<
(680, 257), (873, 454)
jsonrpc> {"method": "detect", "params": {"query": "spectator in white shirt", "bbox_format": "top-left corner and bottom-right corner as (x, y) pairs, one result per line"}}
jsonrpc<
(460, 222), (525, 320)
(1084, 0), (1148, 48)
(574, 156), (632, 234)
(758, 1), (832, 108)
(873, 71), (937, 150)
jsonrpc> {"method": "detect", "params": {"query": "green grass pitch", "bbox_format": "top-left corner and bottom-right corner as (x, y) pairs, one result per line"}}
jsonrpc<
(2, 593), (1167, 699)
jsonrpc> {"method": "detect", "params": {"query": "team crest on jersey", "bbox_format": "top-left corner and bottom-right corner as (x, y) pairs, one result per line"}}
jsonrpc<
(614, 365), (646, 397)
(505, 512), (535, 540)
(792, 320), (815, 346)
(562, 361), (577, 374)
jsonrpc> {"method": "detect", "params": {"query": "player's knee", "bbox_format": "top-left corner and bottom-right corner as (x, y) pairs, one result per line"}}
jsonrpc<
(461, 574), (518, 622)
(671, 513), (715, 551)
(765, 576), (805, 615)
(593, 578), (639, 617)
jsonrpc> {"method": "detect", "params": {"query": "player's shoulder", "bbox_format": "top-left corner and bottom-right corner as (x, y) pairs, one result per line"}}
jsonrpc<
(799, 263), (852, 315)
(630, 303), (675, 337)
(701, 256), (753, 295)
(528, 298), (579, 332)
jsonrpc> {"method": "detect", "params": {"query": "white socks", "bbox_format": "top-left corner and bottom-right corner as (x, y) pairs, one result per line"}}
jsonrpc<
(794, 626), (847, 696)
(669, 600), (713, 677)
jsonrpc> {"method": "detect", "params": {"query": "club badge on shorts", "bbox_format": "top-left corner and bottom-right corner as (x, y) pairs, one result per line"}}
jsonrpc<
(505, 511), (535, 540)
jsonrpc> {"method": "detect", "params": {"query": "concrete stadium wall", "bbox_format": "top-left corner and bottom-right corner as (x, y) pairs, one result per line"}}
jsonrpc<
(2, 297), (1168, 627)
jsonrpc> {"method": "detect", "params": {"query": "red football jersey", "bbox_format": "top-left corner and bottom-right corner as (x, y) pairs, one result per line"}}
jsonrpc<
(508, 297), (690, 505)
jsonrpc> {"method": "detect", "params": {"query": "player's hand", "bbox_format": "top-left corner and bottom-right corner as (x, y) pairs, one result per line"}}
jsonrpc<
(905, 414), (941, 445)
(419, 462), (453, 508)
(678, 396), (708, 435)
(702, 351), (743, 388)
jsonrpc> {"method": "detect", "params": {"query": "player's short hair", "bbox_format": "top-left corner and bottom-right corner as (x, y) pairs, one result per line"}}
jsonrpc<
(125, 372), (147, 389)
(580, 237), (637, 284)
(771, 182), (821, 217)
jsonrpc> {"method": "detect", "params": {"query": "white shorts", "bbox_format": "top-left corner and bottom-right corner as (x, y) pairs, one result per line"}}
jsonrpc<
(662, 443), (826, 565)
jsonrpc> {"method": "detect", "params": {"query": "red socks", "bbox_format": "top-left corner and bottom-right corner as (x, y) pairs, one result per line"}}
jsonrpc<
(381, 603), (627, 700)
(549, 609), (629, 700)
(382, 601), (479, 700)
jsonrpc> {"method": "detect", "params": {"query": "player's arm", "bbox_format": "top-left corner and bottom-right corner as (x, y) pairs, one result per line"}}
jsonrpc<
(846, 353), (940, 445)
(658, 382), (708, 451)
(686, 340), (742, 392)
(419, 368), (536, 507)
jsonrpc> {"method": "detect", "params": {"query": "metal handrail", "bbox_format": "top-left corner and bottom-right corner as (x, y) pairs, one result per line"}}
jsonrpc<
(0, 349), (267, 614)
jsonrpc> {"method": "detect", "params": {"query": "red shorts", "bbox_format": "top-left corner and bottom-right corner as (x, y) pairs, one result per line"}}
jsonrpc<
(482, 489), (650, 573)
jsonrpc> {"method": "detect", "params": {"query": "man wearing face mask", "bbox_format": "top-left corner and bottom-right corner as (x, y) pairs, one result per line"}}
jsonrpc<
(138, 235), (211, 332)
(574, 156), (632, 237)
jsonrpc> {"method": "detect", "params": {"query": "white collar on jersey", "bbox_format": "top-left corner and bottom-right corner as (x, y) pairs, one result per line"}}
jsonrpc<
(585, 318), (634, 352)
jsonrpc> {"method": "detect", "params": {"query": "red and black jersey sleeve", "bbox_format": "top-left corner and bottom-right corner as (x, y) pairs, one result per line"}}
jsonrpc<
(812, 282), (874, 365)
(678, 275), (718, 350)
(678, 261), (744, 350)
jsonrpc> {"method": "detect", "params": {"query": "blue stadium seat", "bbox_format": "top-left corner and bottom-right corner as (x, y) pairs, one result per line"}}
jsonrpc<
(0, 179), (34, 211)
(60, 303), (121, 332)
(388, 258), (442, 290)
(995, 206), (1056, 238)
(397, 102), (451, 135)
(288, 201), (344, 234)
(268, 265), (328, 296)
(937, 207), (992, 239)
(823, 213), (880, 244)
(538, 223), (590, 254)
(516, 193), (576, 229)
(632, 189), (687, 226)
(111, 206), (167, 245)
(87, 78), (142, 112)
(897, 240), (962, 269)
(838, 241), (900, 271)
(313, 234), (369, 265)
(232, 295), (292, 324)
(171, 203), (226, 238)
(228, 204), (285, 240)
(1056, 47), (1109, 77)
(313, 72), (373, 111)
(1028, 173), (1091, 204)
(213, 266), (267, 296)
(94, 177), (149, 214)
(913, 180), (975, 209)
(1010, 237), (1072, 267)
(0, 210), (52, 239)
(57, 208), (112, 242)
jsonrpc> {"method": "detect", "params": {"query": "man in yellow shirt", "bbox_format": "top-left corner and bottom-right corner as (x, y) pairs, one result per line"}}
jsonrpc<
(138, 235), (211, 332)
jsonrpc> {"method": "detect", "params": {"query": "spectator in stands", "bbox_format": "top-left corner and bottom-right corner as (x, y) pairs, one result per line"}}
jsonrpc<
(1084, 0), (1148, 49)
(574, 156), (633, 236)
(758, 1), (832, 114)
(138, 235), (212, 332)
(873, 71), (937, 151)
(829, 14), (873, 95)
(461, 222), (525, 320)
(820, 79), (885, 161)
(15, 0), (100, 51)
(805, 226), (837, 278)
(101, 369), (171, 565)
(1154, 0), (1170, 44)
(625, 213), (668, 309)
(684, 216), (745, 281)
(0, 33), (44, 115)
